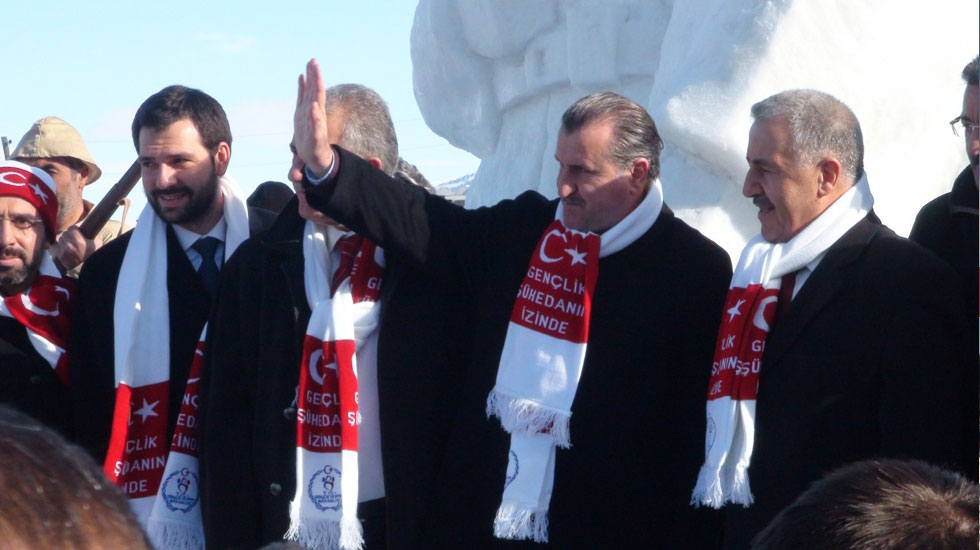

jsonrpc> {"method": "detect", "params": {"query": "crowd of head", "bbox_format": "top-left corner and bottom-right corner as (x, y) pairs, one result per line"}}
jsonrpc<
(0, 53), (976, 550)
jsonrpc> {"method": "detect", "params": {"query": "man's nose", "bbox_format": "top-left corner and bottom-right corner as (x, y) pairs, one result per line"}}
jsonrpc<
(557, 174), (575, 199)
(0, 218), (17, 246)
(742, 173), (759, 198)
(288, 156), (305, 184)
(156, 164), (178, 188)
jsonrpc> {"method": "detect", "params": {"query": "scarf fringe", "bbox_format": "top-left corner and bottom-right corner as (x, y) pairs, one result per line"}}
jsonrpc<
(486, 390), (571, 448)
(146, 520), (204, 550)
(726, 466), (754, 507)
(339, 516), (365, 550)
(286, 516), (364, 550)
(493, 501), (550, 543)
(690, 463), (725, 508)
(690, 463), (755, 508)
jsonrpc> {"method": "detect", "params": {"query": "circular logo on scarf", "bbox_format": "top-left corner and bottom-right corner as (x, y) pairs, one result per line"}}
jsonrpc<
(705, 415), (716, 455)
(504, 450), (519, 488)
(161, 468), (200, 512)
(308, 465), (342, 511)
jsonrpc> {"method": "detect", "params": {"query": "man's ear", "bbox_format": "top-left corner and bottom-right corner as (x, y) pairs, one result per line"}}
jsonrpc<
(816, 157), (842, 197)
(629, 157), (650, 194)
(213, 142), (232, 176)
(76, 165), (91, 186)
(366, 157), (383, 171)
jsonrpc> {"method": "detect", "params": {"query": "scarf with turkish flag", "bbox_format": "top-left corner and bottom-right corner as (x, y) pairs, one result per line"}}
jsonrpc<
(691, 174), (874, 509)
(486, 181), (663, 542)
(286, 222), (384, 550)
(103, 175), (250, 550)
(0, 254), (75, 382)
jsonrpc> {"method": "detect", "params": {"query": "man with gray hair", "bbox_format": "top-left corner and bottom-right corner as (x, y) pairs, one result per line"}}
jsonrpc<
(292, 59), (732, 548)
(690, 88), (975, 548)
(200, 82), (436, 549)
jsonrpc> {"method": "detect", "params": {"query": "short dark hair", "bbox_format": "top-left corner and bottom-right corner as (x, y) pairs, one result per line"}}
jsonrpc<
(131, 85), (232, 154)
(325, 84), (399, 176)
(752, 459), (979, 550)
(246, 180), (294, 214)
(395, 157), (435, 193)
(963, 56), (978, 86)
(0, 405), (151, 549)
(561, 92), (664, 183)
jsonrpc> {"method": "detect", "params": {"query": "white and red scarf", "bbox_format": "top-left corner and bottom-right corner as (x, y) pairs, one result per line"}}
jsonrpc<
(691, 174), (873, 508)
(286, 222), (384, 550)
(486, 180), (663, 542)
(104, 175), (250, 550)
(0, 162), (69, 377)
(0, 254), (75, 381)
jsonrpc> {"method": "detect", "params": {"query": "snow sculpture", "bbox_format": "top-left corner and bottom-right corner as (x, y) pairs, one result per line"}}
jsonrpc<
(412, 0), (979, 257)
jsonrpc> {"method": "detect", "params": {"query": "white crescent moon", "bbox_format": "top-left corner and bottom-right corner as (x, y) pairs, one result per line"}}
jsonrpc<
(0, 172), (27, 187)
(19, 293), (59, 317)
(752, 296), (779, 332)
(309, 349), (325, 385)
(538, 229), (567, 264)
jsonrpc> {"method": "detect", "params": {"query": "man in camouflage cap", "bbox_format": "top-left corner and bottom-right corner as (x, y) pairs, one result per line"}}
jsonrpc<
(13, 117), (127, 276)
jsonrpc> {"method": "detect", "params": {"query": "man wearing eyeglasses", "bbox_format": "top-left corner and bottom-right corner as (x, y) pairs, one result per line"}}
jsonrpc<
(910, 56), (978, 310)
(0, 161), (76, 436)
(11, 117), (129, 277)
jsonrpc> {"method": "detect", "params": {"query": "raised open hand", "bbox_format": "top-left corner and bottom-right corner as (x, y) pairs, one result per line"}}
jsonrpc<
(293, 58), (334, 178)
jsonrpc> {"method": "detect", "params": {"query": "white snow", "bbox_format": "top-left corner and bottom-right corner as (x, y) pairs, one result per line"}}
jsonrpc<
(412, 0), (979, 259)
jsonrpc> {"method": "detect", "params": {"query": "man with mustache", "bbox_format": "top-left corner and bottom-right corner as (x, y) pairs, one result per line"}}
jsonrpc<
(291, 59), (732, 548)
(0, 161), (75, 435)
(67, 85), (274, 548)
(11, 117), (129, 277)
(690, 89), (976, 548)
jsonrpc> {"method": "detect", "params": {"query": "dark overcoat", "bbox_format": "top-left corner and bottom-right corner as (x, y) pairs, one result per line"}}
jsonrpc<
(199, 199), (475, 549)
(68, 209), (274, 462)
(0, 317), (71, 435)
(301, 148), (733, 549)
(722, 213), (977, 549)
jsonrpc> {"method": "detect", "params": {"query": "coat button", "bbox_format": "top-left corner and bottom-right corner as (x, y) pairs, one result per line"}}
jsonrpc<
(30, 375), (42, 384)
(283, 407), (296, 421)
(269, 483), (282, 496)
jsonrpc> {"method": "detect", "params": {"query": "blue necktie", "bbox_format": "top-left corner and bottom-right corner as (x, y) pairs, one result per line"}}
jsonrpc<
(192, 236), (221, 299)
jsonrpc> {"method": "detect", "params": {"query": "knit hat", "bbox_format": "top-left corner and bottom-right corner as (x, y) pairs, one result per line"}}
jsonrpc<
(0, 161), (59, 243)
(12, 117), (102, 185)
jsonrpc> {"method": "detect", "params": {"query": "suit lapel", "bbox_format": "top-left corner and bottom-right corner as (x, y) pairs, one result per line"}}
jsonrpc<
(763, 213), (882, 364)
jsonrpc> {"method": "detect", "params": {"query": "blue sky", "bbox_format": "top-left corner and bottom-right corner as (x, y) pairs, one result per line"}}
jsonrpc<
(0, 1), (479, 218)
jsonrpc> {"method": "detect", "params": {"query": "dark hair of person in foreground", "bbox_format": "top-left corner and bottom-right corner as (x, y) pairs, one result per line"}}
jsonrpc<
(0, 405), (151, 550)
(752, 458), (979, 550)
